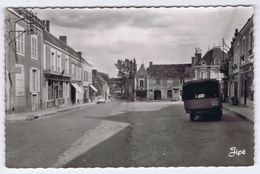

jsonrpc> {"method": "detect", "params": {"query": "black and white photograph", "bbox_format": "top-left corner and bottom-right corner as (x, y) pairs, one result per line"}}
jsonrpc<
(2, 1), (257, 171)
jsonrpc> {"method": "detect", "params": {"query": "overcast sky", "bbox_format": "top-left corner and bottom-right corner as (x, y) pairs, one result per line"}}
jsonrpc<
(33, 7), (253, 77)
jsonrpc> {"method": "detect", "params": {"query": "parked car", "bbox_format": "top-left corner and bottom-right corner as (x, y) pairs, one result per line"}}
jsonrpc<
(96, 97), (106, 104)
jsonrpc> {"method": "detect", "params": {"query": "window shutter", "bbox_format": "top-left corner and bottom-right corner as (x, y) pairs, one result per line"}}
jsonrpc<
(29, 68), (33, 92)
(63, 82), (66, 98)
(38, 69), (40, 92)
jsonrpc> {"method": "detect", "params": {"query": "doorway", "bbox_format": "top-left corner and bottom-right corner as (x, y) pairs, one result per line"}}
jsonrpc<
(154, 90), (161, 100)
(31, 94), (38, 111)
(71, 84), (76, 104)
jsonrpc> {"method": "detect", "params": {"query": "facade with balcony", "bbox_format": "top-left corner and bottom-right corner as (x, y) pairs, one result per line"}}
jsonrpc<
(228, 16), (254, 107)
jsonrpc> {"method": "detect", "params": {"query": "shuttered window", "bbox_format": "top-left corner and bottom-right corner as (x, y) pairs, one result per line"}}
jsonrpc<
(31, 35), (38, 59)
(15, 24), (25, 55)
(15, 64), (25, 96)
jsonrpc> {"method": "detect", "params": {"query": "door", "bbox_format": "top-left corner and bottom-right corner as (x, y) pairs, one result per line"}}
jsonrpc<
(31, 94), (38, 111)
(244, 79), (247, 105)
(71, 84), (76, 104)
(54, 85), (58, 106)
(154, 90), (161, 100)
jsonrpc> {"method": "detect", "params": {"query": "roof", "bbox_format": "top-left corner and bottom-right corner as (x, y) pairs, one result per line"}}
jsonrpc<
(183, 79), (219, 87)
(196, 47), (227, 65)
(136, 64), (148, 77)
(43, 30), (91, 66)
(147, 63), (193, 78)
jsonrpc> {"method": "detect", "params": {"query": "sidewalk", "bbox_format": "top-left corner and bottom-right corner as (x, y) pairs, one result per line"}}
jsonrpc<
(6, 102), (96, 121)
(223, 103), (254, 123)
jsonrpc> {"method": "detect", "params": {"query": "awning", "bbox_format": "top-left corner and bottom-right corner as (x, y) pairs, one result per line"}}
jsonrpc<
(71, 83), (84, 93)
(89, 84), (98, 92)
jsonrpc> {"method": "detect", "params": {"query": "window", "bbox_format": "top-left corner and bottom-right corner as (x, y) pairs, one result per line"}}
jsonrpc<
(58, 82), (63, 98)
(30, 68), (40, 93)
(51, 49), (56, 71)
(15, 24), (25, 55)
(78, 67), (82, 80)
(84, 71), (89, 81)
(31, 35), (38, 59)
(15, 64), (25, 96)
(167, 90), (172, 98)
(65, 56), (69, 74)
(242, 36), (246, 56)
(71, 64), (75, 79)
(167, 80), (172, 86)
(48, 81), (54, 100)
(156, 79), (161, 85)
(249, 29), (253, 54)
(43, 44), (46, 69)
(57, 52), (61, 72)
(201, 72), (205, 79)
(139, 79), (144, 88)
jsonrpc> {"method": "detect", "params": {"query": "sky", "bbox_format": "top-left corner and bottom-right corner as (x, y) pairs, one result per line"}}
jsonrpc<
(33, 7), (254, 77)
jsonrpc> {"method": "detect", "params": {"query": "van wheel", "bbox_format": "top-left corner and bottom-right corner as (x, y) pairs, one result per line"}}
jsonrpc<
(190, 114), (195, 121)
(215, 111), (222, 121)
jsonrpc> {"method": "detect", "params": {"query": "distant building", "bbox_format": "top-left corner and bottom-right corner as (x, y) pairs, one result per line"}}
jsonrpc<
(192, 47), (227, 81)
(228, 16), (254, 107)
(92, 70), (110, 100)
(109, 77), (123, 99)
(134, 62), (194, 101)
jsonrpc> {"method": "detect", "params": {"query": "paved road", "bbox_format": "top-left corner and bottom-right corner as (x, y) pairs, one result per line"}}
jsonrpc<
(6, 101), (254, 168)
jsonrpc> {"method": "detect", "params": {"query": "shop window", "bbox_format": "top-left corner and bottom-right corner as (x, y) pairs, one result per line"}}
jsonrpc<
(48, 81), (54, 100)
(58, 82), (63, 98)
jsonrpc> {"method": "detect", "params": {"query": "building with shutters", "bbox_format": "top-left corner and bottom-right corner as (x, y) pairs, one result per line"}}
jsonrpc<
(227, 16), (254, 108)
(134, 62), (194, 101)
(5, 8), (45, 113)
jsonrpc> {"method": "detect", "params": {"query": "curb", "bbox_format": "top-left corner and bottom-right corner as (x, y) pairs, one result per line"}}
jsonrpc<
(6, 103), (95, 121)
(223, 105), (254, 123)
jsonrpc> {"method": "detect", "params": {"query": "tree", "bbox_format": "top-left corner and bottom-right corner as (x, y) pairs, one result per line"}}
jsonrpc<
(115, 59), (137, 100)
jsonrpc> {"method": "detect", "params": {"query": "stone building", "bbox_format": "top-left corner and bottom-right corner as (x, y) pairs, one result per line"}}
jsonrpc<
(192, 47), (227, 81)
(228, 16), (254, 107)
(5, 8), (45, 113)
(134, 62), (193, 101)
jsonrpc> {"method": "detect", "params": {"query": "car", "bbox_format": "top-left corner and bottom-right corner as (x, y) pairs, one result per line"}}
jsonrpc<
(96, 97), (106, 104)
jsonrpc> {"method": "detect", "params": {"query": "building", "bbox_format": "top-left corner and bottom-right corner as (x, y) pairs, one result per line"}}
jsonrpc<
(42, 30), (72, 109)
(228, 16), (254, 107)
(5, 8), (45, 113)
(82, 59), (94, 103)
(109, 77), (123, 99)
(134, 62), (193, 101)
(192, 47), (227, 81)
(92, 70), (110, 100)
(135, 64), (148, 101)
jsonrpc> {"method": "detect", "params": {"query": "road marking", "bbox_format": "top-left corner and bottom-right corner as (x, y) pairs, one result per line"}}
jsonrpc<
(53, 120), (130, 167)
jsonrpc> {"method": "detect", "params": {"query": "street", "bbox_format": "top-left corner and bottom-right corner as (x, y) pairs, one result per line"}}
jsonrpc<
(6, 101), (254, 168)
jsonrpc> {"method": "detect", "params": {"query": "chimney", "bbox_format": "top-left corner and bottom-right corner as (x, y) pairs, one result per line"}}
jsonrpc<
(191, 57), (194, 66)
(194, 48), (202, 65)
(59, 36), (67, 44)
(92, 69), (97, 78)
(235, 28), (239, 37)
(149, 61), (153, 67)
(43, 20), (50, 32)
(77, 51), (82, 58)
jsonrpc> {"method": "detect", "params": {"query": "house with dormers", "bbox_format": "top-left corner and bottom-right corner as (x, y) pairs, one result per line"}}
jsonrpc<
(192, 47), (227, 81)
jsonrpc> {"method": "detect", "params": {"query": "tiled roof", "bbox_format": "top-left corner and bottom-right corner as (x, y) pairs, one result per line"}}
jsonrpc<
(43, 30), (91, 66)
(147, 64), (193, 78)
(197, 47), (227, 65)
(136, 64), (148, 77)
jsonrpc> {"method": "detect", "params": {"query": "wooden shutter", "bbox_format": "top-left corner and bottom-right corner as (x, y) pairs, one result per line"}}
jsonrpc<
(29, 68), (33, 92)
(38, 69), (40, 92)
